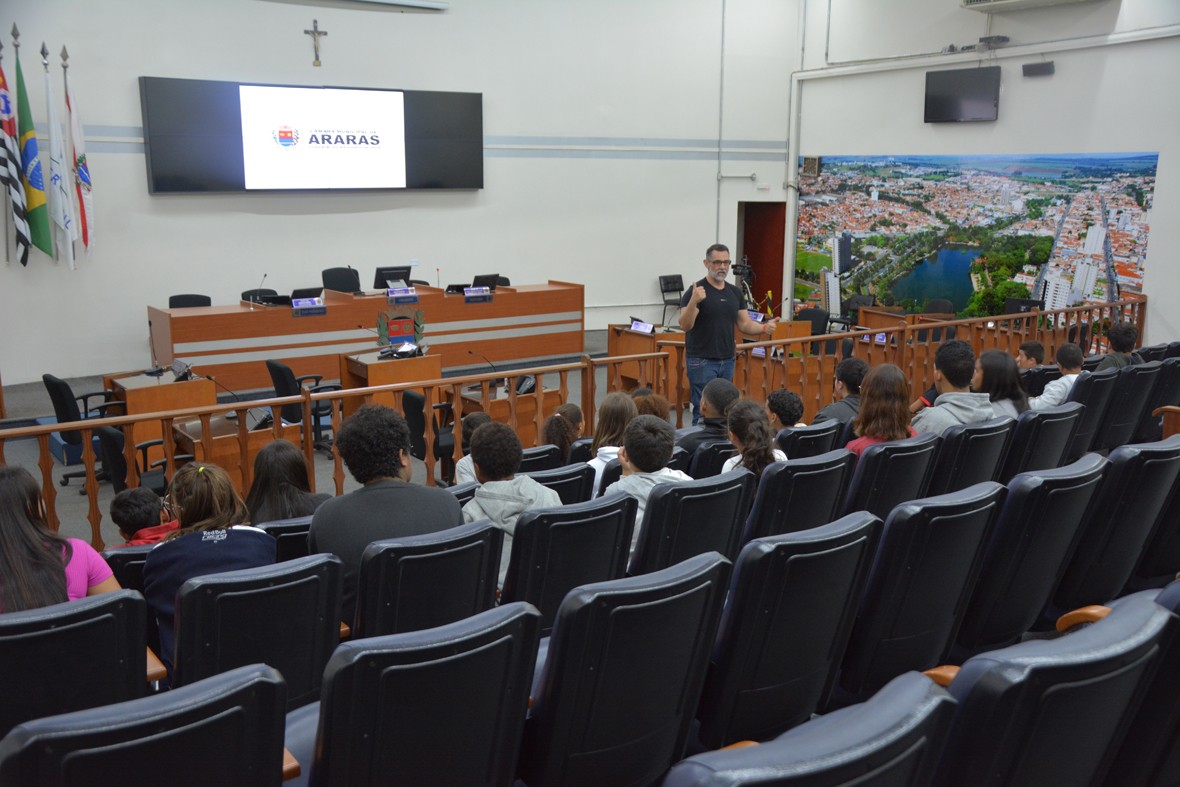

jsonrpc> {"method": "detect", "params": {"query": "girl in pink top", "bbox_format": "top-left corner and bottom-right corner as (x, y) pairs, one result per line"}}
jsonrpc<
(0, 466), (119, 612)
(845, 364), (917, 458)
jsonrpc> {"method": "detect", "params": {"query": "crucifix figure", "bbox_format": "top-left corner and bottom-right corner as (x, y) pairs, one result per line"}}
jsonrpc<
(304, 19), (327, 67)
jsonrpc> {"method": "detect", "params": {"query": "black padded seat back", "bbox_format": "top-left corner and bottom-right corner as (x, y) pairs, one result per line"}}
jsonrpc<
(321, 266), (360, 293)
(939, 594), (1174, 787)
(521, 462), (596, 505)
(997, 401), (1083, 483)
(838, 482), (1007, 699)
(631, 469), (755, 575)
(665, 672), (957, 787)
(299, 603), (541, 787)
(688, 439), (738, 479)
(1093, 360), (1162, 452)
(0, 590), (147, 739)
(775, 420), (841, 458)
(174, 554), (343, 710)
(925, 416), (1015, 496)
(668, 445), (691, 473)
(1167, 341), (1180, 359)
(0, 664), (287, 787)
(1063, 368), (1119, 461)
(100, 545), (156, 594)
(255, 515), (314, 563)
(742, 449), (855, 543)
(840, 432), (940, 520)
(519, 444), (563, 473)
(1134, 357), (1180, 443)
(1132, 466), (1180, 589)
(1020, 365), (1062, 398)
(1139, 343), (1170, 363)
(354, 520), (502, 639)
(1054, 435), (1180, 612)
(696, 512), (883, 748)
(168, 293), (212, 308)
(41, 374), (85, 445)
(501, 493), (637, 635)
(955, 453), (1108, 655)
(241, 287), (278, 302)
(265, 359), (305, 425)
(597, 457), (623, 496)
(522, 553), (731, 787)
(567, 437), (593, 465)
(446, 480), (479, 507)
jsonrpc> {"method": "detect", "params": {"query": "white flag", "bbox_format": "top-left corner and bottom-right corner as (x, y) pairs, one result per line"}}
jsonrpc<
(43, 52), (74, 269)
(64, 62), (92, 250)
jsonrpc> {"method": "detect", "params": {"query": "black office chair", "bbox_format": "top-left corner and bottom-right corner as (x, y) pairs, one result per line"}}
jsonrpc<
(630, 469), (755, 575)
(0, 664), (287, 786)
(996, 401), (1084, 483)
(1133, 357), (1180, 442)
(501, 493), (637, 634)
(836, 482), (1006, 703)
(660, 274), (685, 326)
(519, 444), (562, 473)
(925, 416), (1015, 496)
(775, 419), (842, 458)
(255, 515), (314, 563)
(264, 359), (341, 458)
(42, 373), (121, 487)
(168, 293), (212, 308)
(566, 436), (593, 465)
(446, 480), (479, 507)
(795, 307), (831, 355)
(696, 512), (883, 748)
(521, 462), (596, 505)
(241, 287), (278, 303)
(496, 275), (511, 287)
(520, 553), (731, 787)
(402, 389), (456, 484)
(741, 448), (855, 543)
(667, 672), (956, 787)
(285, 603), (540, 787)
(840, 432), (940, 520)
(0, 590), (146, 739)
(173, 554), (343, 710)
(321, 267), (361, 292)
(1092, 360), (1161, 452)
(353, 521), (502, 639)
(687, 439), (737, 479)
(93, 425), (184, 496)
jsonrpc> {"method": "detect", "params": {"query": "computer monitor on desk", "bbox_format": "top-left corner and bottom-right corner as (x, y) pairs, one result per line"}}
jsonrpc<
(375, 266), (412, 289)
(471, 273), (500, 291)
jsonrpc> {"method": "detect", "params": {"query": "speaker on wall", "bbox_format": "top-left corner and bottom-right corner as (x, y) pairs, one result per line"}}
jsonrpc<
(1022, 61), (1055, 77)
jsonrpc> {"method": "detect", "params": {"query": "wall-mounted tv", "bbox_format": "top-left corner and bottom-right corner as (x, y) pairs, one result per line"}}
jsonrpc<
(924, 66), (1001, 123)
(139, 77), (483, 193)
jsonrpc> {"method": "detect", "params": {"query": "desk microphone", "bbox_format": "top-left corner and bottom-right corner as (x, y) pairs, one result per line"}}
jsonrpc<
(357, 323), (381, 339)
(249, 273), (268, 308)
(467, 350), (504, 391)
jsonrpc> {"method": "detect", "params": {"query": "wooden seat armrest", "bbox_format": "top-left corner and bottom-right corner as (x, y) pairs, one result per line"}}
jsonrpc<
(1056, 605), (1111, 633)
(923, 665), (960, 687)
(146, 647), (168, 683)
(721, 740), (760, 751)
(282, 748), (301, 780)
(339, 621), (351, 640)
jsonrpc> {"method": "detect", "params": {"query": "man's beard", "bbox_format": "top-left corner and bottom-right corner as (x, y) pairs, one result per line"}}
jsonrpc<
(710, 269), (728, 283)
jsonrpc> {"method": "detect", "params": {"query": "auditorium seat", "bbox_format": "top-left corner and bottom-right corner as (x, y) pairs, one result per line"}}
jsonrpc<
(775, 419), (841, 458)
(500, 492), (637, 634)
(835, 482), (1006, 704)
(101, 545), (161, 652)
(665, 672), (955, 787)
(445, 479), (479, 506)
(521, 462), (596, 505)
(630, 469), (755, 575)
(1020, 364), (1061, 398)
(1062, 367), (1118, 461)
(687, 439), (737, 479)
(1092, 360), (1162, 452)
(519, 553), (730, 787)
(597, 457), (623, 496)
(741, 448), (855, 542)
(953, 453), (1107, 657)
(255, 515), (314, 562)
(167, 293), (212, 308)
(353, 521), (501, 639)
(840, 432), (940, 520)
(925, 416), (1014, 496)
(519, 444), (563, 473)
(695, 512), (882, 749)
(285, 603), (540, 787)
(173, 554), (343, 710)
(668, 445), (691, 473)
(320, 267), (360, 293)
(996, 401), (1083, 483)
(1139, 342), (1170, 362)
(1127, 452), (1180, 590)
(1134, 356), (1180, 442)
(566, 436), (593, 465)
(0, 664), (287, 786)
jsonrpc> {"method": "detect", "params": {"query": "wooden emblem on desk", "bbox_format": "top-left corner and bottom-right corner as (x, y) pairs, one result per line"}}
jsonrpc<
(379, 307), (424, 346)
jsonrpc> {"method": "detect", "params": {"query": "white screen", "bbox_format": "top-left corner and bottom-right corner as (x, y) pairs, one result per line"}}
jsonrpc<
(239, 85), (406, 189)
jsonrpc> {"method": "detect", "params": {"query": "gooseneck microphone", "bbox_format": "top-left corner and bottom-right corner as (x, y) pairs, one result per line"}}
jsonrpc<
(467, 349), (498, 373)
(250, 273), (268, 306)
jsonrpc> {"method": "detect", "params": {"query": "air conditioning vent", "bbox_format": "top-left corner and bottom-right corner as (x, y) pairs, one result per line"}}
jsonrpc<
(962, 0), (1103, 12)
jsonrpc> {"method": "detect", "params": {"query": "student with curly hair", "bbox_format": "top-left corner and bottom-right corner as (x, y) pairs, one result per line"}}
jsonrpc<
(721, 399), (786, 479)
(846, 364), (917, 458)
(540, 402), (584, 463)
(454, 412), (494, 485)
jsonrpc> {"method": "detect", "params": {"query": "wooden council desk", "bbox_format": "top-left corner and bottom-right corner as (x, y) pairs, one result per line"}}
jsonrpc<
(105, 373), (217, 460)
(147, 280), (584, 391)
(339, 352), (443, 417)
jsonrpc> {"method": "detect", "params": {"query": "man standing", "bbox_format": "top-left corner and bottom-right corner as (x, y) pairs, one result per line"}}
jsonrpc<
(679, 243), (778, 424)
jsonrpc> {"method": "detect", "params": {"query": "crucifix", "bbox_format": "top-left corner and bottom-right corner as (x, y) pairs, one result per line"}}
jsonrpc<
(304, 19), (327, 67)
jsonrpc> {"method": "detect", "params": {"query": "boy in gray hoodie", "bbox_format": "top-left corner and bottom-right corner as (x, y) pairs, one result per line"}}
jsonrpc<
(462, 422), (562, 586)
(605, 415), (694, 554)
(911, 339), (996, 437)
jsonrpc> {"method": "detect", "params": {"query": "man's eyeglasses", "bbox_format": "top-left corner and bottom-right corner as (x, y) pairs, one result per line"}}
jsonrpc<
(707, 259), (731, 267)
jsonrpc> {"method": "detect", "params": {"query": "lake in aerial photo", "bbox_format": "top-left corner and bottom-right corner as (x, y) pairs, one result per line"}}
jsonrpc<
(890, 248), (980, 312)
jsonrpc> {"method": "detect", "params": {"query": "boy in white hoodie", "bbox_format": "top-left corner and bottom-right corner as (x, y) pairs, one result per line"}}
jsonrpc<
(604, 415), (694, 554)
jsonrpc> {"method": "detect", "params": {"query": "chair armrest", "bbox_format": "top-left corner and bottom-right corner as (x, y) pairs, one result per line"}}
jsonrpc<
(148, 454), (194, 471)
(146, 647), (167, 683)
(309, 383), (342, 394)
(1056, 605), (1111, 633)
(282, 749), (301, 780)
(84, 400), (125, 418)
(76, 390), (116, 413)
(295, 374), (324, 389)
(720, 740), (760, 751)
(922, 665), (960, 687)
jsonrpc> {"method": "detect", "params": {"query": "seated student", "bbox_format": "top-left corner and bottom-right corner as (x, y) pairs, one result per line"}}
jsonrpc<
(243, 439), (330, 525)
(0, 466), (120, 612)
(539, 403), (584, 464)
(634, 393), (672, 422)
(589, 392), (638, 496)
(109, 486), (179, 547)
(911, 340), (996, 437)
(721, 399), (786, 479)
(846, 364), (917, 458)
(812, 358), (868, 425)
(603, 415), (693, 552)
(143, 463), (276, 674)
(1096, 321), (1145, 371)
(462, 422), (562, 586)
(1016, 340), (1045, 370)
(454, 412), (493, 485)
(767, 388), (806, 430)
(973, 350), (1029, 419)
(676, 379), (741, 455)
(1030, 343), (1084, 409)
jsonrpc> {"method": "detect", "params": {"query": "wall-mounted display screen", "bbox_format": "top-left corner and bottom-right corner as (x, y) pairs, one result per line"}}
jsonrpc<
(139, 77), (482, 193)
(923, 66), (1001, 123)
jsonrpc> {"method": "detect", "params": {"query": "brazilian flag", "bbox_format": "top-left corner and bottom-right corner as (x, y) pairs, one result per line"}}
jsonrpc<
(15, 52), (52, 257)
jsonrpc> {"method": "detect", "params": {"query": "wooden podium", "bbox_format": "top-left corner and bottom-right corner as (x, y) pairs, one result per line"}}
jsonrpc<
(339, 352), (443, 417)
(107, 373), (217, 460)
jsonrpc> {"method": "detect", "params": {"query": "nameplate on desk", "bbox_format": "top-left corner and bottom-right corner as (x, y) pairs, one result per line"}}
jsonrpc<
(630, 320), (654, 334)
(464, 286), (493, 304)
(386, 286), (419, 305)
(859, 332), (888, 345)
(291, 297), (326, 317)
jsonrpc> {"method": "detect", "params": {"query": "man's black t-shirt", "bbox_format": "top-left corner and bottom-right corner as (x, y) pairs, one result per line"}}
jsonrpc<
(680, 277), (743, 360)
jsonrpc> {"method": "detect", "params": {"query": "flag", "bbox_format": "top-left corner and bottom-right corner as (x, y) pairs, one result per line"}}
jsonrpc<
(15, 51), (52, 257)
(0, 59), (31, 265)
(64, 64), (91, 250)
(44, 53), (75, 269)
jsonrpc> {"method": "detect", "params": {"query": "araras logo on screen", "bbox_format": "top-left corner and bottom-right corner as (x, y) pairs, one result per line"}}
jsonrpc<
(272, 126), (299, 148)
